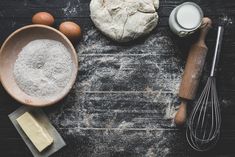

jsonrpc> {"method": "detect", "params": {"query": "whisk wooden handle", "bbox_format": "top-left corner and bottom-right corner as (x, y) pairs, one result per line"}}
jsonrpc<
(174, 17), (212, 126)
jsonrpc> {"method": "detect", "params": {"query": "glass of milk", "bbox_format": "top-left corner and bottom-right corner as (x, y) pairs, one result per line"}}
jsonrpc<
(169, 2), (204, 37)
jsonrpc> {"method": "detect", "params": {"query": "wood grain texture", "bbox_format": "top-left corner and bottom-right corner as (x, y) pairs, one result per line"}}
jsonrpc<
(0, 0), (235, 157)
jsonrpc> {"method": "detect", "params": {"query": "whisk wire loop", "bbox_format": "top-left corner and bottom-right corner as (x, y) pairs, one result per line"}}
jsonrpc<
(187, 77), (221, 151)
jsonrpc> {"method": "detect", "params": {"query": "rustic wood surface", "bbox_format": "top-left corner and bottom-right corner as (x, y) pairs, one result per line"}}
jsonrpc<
(0, 0), (235, 156)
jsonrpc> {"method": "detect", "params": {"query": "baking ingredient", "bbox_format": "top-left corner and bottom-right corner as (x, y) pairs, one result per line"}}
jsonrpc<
(169, 2), (203, 37)
(13, 39), (73, 98)
(16, 112), (53, 152)
(32, 12), (55, 26)
(9, 106), (66, 157)
(48, 28), (183, 156)
(176, 4), (202, 29)
(90, 0), (159, 42)
(59, 21), (82, 41)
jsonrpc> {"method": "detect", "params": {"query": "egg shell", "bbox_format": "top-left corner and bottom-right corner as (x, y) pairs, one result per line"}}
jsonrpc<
(32, 12), (54, 26)
(59, 21), (82, 41)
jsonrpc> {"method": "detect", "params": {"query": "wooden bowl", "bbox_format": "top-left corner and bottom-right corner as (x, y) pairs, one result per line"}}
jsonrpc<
(0, 25), (78, 107)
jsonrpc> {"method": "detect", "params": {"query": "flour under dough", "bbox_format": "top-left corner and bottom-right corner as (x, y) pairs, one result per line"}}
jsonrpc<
(90, 0), (159, 42)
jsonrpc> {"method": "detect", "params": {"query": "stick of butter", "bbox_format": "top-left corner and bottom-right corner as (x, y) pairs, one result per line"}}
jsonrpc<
(16, 112), (54, 152)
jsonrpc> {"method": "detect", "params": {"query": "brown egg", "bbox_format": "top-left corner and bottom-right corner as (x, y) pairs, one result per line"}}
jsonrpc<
(59, 21), (82, 41)
(32, 12), (54, 26)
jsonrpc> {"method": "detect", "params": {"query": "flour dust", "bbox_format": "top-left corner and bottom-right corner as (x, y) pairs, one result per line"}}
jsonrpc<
(62, 0), (80, 17)
(48, 27), (183, 156)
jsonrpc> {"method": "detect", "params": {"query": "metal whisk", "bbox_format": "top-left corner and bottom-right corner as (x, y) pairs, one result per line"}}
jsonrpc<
(186, 26), (224, 151)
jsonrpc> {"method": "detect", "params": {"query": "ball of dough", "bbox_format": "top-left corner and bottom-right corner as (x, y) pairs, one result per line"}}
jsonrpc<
(90, 0), (159, 42)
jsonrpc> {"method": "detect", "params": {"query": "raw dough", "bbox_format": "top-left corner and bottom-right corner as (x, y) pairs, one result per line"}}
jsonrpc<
(90, 0), (159, 42)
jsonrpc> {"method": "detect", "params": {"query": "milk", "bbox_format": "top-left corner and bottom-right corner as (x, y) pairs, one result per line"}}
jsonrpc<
(169, 2), (203, 37)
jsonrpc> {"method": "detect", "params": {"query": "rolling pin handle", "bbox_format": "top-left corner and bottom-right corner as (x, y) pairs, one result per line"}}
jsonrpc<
(198, 17), (212, 45)
(174, 99), (188, 126)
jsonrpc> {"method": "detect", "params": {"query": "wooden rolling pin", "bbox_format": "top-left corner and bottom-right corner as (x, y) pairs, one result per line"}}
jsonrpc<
(174, 17), (212, 126)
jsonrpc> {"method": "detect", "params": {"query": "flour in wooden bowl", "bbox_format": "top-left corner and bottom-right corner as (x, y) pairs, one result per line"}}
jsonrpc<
(13, 39), (73, 98)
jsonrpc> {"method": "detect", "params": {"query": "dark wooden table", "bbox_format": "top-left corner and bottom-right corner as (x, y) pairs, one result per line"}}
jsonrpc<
(0, 0), (235, 156)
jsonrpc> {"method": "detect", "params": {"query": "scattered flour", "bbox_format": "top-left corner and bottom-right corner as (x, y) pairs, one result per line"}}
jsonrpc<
(14, 39), (73, 98)
(50, 28), (183, 129)
(164, 100), (178, 123)
(118, 121), (134, 129)
(219, 15), (233, 26)
(48, 27), (183, 156)
(62, 1), (80, 17)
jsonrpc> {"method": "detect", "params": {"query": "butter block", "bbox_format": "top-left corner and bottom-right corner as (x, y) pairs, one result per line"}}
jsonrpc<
(16, 112), (53, 152)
